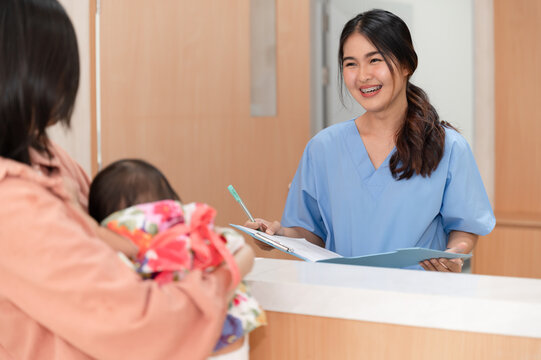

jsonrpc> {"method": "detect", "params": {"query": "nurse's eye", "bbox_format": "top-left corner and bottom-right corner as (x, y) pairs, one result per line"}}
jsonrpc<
(370, 58), (382, 64)
(344, 62), (356, 67)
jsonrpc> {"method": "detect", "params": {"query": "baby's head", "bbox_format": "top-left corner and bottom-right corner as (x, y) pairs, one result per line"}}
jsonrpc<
(89, 159), (180, 223)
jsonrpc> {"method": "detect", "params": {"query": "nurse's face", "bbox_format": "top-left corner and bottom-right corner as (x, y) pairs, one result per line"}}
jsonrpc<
(342, 33), (408, 114)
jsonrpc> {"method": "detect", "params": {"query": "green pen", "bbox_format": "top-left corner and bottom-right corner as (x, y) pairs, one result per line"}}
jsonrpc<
(227, 185), (255, 222)
(228, 185), (290, 252)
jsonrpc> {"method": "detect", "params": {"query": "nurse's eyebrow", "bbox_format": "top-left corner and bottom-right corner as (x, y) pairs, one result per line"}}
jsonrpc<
(364, 51), (381, 58)
(342, 56), (356, 62)
(342, 51), (381, 63)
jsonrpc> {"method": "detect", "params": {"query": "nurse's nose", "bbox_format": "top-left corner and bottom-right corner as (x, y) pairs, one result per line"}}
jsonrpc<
(358, 64), (372, 83)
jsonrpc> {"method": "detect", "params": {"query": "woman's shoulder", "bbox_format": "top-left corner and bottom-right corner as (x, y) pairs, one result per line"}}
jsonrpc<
(443, 126), (473, 154)
(48, 141), (91, 186)
(307, 119), (357, 150)
(42, 141), (90, 208)
(0, 159), (75, 236)
(0, 157), (70, 202)
(444, 126), (466, 143)
(313, 119), (356, 139)
(441, 126), (478, 171)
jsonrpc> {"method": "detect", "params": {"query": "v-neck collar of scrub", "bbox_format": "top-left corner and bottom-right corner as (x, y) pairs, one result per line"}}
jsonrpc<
(344, 120), (395, 194)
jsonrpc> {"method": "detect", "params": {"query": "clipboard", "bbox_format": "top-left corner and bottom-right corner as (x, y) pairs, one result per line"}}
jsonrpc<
(231, 224), (472, 268)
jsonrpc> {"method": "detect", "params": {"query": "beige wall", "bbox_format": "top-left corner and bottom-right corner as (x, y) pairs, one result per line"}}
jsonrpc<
(48, 0), (92, 175)
(48, 1), (496, 192)
(96, 1), (311, 259)
(53, 1), (541, 279)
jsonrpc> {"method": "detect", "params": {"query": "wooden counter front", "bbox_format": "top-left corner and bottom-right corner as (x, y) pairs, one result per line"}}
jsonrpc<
(246, 259), (541, 359)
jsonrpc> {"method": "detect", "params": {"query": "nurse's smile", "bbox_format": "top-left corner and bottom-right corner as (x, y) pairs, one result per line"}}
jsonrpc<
(360, 85), (382, 97)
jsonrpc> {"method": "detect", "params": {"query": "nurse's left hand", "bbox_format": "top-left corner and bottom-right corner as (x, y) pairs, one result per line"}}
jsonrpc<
(419, 243), (468, 273)
(420, 256), (463, 272)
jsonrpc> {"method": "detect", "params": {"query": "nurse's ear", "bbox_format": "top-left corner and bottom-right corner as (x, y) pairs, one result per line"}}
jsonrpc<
(400, 65), (411, 78)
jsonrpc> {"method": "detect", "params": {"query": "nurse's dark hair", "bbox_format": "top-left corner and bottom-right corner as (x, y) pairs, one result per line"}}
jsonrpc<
(339, 9), (454, 180)
(0, 0), (79, 166)
(88, 159), (181, 223)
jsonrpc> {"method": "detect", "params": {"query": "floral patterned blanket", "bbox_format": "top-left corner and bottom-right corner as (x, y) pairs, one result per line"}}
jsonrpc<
(101, 200), (266, 350)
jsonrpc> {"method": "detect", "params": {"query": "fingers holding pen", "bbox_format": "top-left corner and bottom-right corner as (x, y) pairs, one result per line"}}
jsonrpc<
(244, 218), (283, 235)
(243, 219), (268, 231)
(243, 218), (284, 251)
(263, 220), (283, 236)
(243, 219), (272, 251)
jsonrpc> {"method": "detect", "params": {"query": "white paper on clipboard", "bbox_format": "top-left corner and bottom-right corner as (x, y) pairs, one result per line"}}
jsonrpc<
(230, 224), (341, 262)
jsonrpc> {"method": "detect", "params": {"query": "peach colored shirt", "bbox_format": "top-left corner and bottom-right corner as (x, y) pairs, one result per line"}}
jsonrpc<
(0, 143), (232, 360)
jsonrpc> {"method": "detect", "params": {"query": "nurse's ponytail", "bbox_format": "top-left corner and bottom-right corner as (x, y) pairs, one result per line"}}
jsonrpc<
(339, 9), (454, 180)
(390, 82), (452, 180)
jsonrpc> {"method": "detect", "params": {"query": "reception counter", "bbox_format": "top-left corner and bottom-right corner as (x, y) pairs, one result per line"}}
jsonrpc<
(245, 258), (541, 359)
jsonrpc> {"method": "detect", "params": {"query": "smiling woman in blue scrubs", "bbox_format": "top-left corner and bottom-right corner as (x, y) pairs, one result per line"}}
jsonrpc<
(246, 9), (495, 272)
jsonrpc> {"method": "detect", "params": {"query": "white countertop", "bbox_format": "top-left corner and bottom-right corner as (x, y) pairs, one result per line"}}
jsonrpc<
(245, 258), (541, 338)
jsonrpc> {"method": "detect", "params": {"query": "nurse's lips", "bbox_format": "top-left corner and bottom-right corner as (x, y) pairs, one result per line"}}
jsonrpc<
(360, 85), (382, 97)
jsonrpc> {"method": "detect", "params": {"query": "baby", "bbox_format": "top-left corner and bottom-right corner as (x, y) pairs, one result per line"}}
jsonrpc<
(88, 159), (265, 355)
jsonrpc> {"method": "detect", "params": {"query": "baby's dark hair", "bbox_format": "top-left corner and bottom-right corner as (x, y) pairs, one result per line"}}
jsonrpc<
(88, 159), (181, 223)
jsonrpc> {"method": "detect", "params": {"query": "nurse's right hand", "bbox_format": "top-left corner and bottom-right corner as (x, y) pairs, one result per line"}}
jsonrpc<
(243, 218), (283, 251)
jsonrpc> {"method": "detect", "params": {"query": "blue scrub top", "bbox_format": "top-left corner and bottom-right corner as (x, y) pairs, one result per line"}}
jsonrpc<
(281, 120), (495, 257)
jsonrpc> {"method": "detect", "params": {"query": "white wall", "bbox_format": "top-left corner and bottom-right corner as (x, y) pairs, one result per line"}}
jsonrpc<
(48, 0), (92, 175)
(474, 0), (494, 203)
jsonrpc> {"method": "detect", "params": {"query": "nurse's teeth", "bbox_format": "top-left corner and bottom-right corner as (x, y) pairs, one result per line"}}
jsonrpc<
(360, 85), (382, 93)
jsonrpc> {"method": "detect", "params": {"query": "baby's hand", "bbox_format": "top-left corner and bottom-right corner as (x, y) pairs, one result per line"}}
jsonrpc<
(233, 244), (255, 279)
(95, 226), (140, 259)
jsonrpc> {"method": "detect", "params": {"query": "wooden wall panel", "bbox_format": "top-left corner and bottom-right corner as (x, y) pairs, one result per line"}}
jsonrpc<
(98, 0), (310, 258)
(250, 312), (541, 360)
(494, 0), (541, 214)
(474, 223), (541, 278)
(474, 0), (541, 277)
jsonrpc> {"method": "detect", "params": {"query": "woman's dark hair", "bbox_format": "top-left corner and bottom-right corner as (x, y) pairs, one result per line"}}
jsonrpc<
(0, 0), (79, 165)
(339, 9), (453, 180)
(88, 159), (181, 223)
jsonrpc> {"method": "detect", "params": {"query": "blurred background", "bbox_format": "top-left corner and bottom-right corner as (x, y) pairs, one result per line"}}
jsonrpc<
(51, 0), (540, 278)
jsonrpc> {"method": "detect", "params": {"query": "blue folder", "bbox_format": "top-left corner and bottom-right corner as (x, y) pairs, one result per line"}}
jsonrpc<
(232, 224), (471, 269)
(317, 248), (471, 268)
